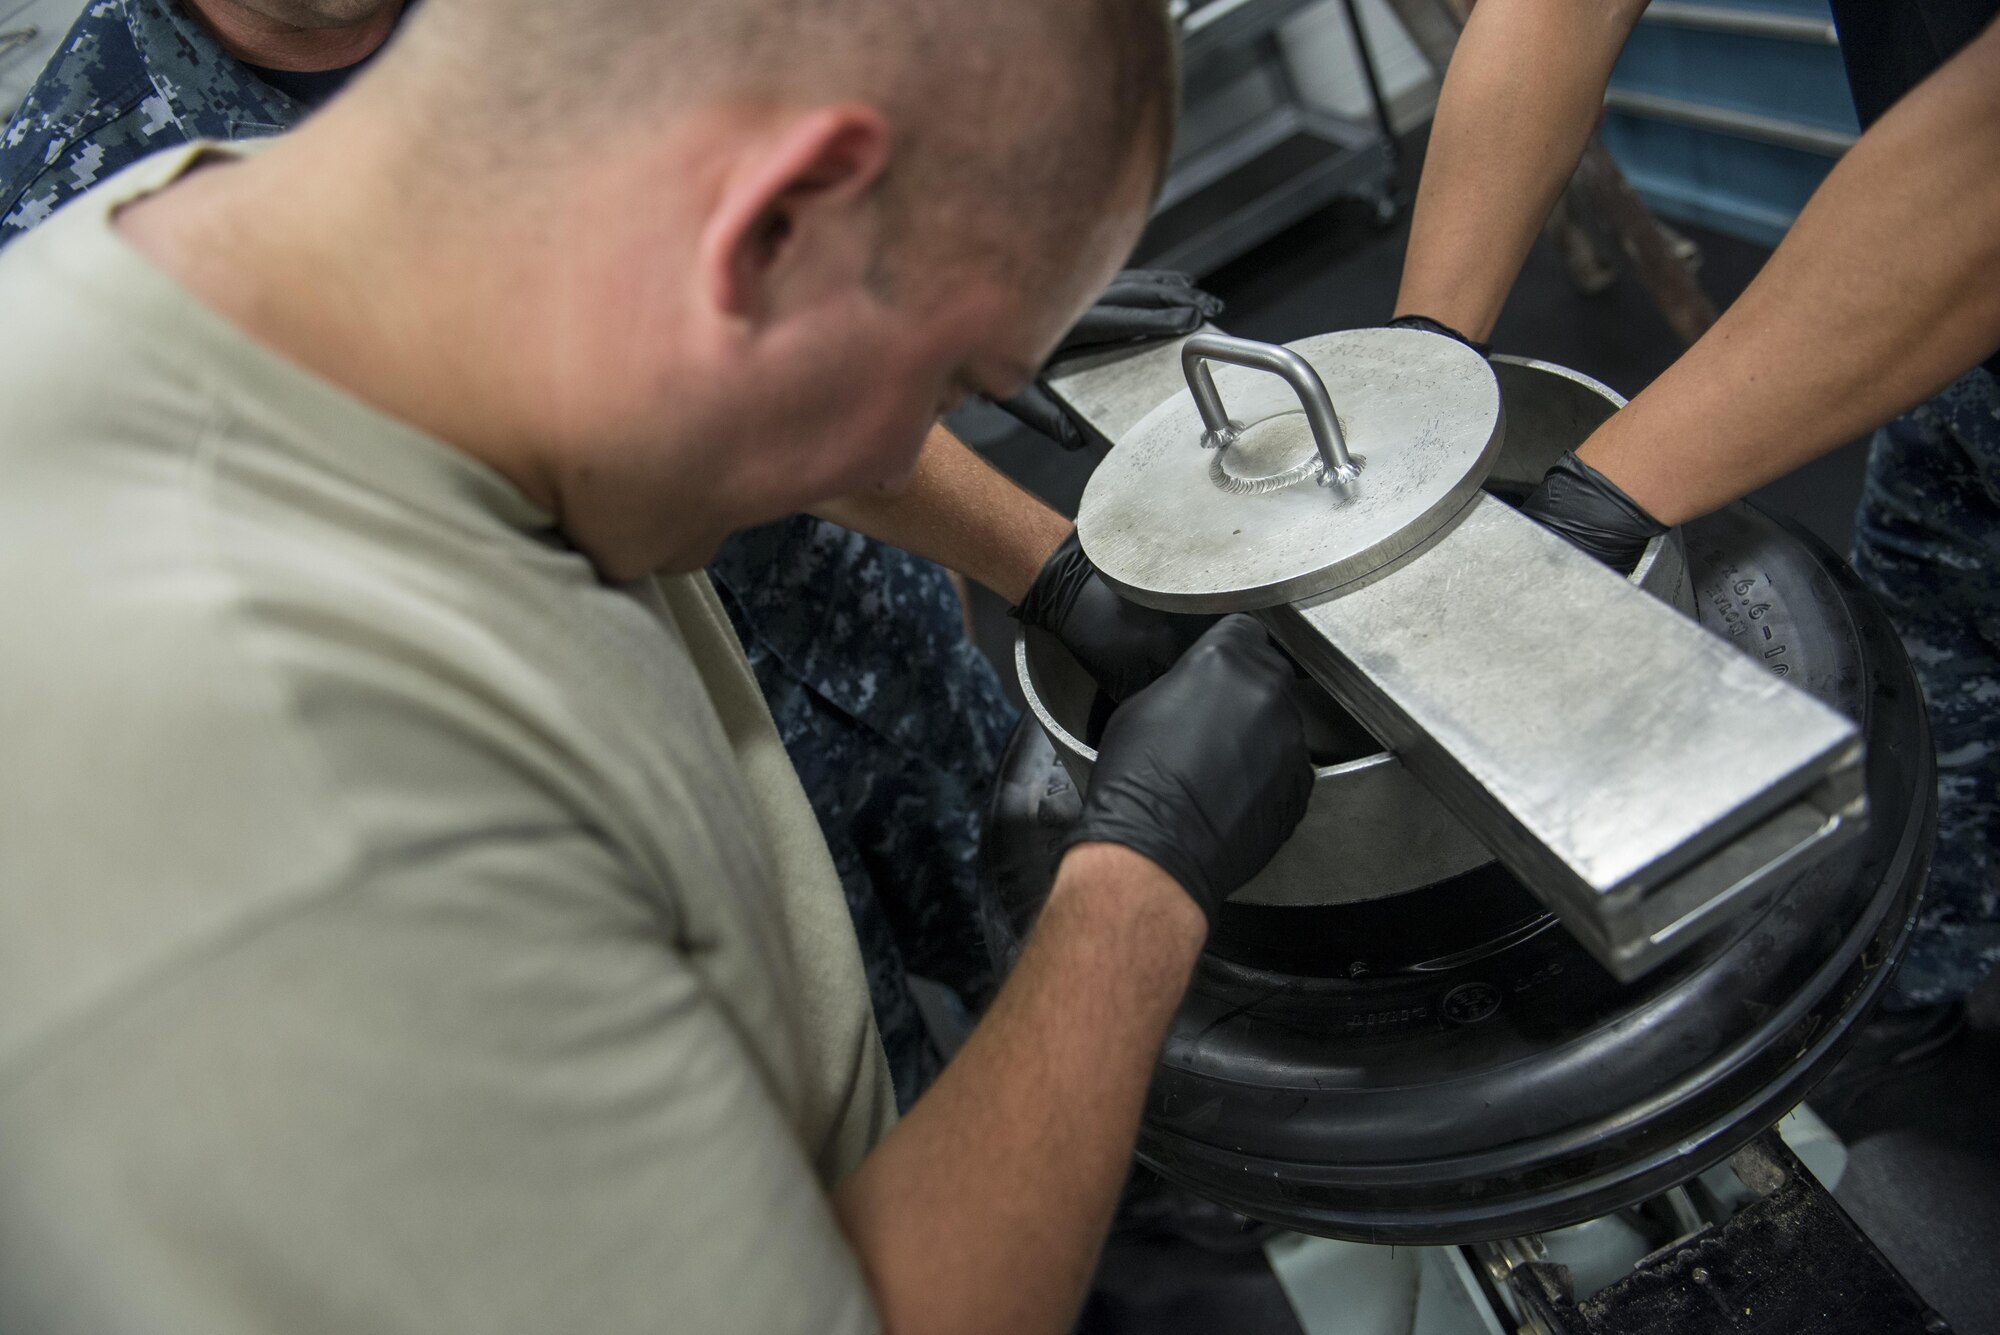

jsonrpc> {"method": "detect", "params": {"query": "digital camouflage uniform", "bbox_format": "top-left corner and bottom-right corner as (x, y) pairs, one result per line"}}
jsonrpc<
(0, 0), (301, 236)
(0, 0), (1018, 1106)
(710, 525), (1013, 1102)
(1828, 0), (2000, 1011)
(1851, 366), (2000, 1010)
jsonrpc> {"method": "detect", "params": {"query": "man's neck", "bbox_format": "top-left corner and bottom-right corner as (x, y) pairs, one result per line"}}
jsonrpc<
(113, 120), (734, 582)
(186, 1), (404, 72)
(115, 127), (561, 509)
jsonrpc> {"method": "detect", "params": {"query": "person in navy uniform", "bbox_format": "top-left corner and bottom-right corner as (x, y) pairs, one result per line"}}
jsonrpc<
(1390, 0), (2000, 1068)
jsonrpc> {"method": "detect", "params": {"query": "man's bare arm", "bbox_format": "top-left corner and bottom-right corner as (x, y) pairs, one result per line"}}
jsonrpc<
(1576, 19), (2000, 523)
(1393, 0), (1649, 341)
(833, 844), (1205, 1335)
(814, 423), (1073, 604)
(830, 614), (1311, 1335)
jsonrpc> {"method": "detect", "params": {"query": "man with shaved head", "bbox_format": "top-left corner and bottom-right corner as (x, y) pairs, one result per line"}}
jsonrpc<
(0, 0), (1214, 1108)
(0, 1), (1313, 1332)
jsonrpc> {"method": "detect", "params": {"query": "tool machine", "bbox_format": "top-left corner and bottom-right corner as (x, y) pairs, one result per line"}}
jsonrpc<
(979, 329), (1949, 1333)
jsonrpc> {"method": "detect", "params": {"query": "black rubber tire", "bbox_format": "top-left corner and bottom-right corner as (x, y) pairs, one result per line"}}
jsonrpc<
(977, 503), (1936, 1243)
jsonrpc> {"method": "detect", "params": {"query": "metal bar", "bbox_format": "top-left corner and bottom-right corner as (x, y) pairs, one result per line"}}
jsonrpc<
(1336, 0), (1401, 166)
(1045, 345), (1869, 978)
(1139, 127), (1389, 275)
(1178, 0), (1326, 62)
(1154, 101), (1304, 213)
(1181, 0), (1273, 36)
(1640, 1), (1839, 45)
(1178, 0), (1329, 68)
(1259, 496), (1865, 979)
(1603, 87), (1858, 156)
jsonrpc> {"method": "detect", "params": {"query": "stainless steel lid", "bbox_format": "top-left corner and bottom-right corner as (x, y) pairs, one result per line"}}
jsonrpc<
(1075, 328), (1504, 612)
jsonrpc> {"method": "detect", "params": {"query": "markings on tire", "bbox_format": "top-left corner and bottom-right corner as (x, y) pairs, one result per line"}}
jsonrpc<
(1441, 982), (1501, 1025)
(1709, 566), (1792, 678)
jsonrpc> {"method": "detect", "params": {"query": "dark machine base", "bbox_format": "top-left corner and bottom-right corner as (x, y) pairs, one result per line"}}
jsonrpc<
(1497, 1135), (1953, 1334)
(979, 503), (1937, 1245)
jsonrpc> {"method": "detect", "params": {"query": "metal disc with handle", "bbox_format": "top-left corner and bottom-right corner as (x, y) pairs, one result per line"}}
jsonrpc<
(1076, 328), (1504, 612)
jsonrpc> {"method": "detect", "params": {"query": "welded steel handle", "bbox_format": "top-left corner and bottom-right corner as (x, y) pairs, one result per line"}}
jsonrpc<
(1181, 333), (1361, 486)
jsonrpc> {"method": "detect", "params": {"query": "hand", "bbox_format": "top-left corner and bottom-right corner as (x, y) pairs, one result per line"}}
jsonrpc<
(1063, 616), (1313, 923)
(1055, 270), (1227, 355)
(1518, 450), (1668, 573)
(1013, 531), (1216, 703)
(993, 270), (1225, 451)
(1385, 313), (1491, 357)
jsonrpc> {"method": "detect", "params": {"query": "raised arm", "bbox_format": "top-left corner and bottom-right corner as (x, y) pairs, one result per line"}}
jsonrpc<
(816, 422), (1215, 701)
(1393, 0), (1650, 340)
(1571, 16), (2000, 523)
(813, 423), (1071, 604)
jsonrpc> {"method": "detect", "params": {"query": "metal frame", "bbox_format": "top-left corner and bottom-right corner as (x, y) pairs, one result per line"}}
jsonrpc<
(1142, 0), (1401, 275)
(1603, 87), (1857, 157)
(1638, 1), (1839, 45)
(1052, 329), (1867, 980)
(1495, 1134), (1952, 1333)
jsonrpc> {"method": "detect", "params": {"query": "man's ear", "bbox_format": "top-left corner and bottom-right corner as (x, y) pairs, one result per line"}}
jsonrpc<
(700, 105), (893, 323)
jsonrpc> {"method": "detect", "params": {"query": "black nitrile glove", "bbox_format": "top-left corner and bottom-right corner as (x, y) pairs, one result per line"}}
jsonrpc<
(1385, 313), (1492, 358)
(1058, 270), (1226, 354)
(991, 380), (1101, 452)
(1519, 450), (1668, 574)
(1013, 531), (1217, 703)
(994, 270), (1225, 451)
(1063, 615), (1313, 923)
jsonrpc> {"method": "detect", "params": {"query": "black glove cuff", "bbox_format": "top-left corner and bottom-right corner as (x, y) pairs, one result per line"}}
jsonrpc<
(1386, 314), (1493, 359)
(1522, 451), (1668, 572)
(1009, 530), (1092, 631)
(1056, 270), (1226, 359)
(990, 379), (1109, 452)
(1061, 799), (1220, 926)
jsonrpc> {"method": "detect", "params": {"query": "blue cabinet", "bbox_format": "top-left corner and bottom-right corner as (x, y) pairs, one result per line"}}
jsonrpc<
(1601, 1), (1857, 246)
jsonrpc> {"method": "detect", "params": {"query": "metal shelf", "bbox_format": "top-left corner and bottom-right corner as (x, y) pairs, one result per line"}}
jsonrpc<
(1604, 86), (1856, 156)
(1640, 1), (1839, 44)
(1140, 106), (1389, 274)
(1144, 0), (1399, 275)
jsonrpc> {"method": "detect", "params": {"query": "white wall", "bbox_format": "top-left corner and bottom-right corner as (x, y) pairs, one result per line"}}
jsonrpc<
(1281, 0), (1438, 133)
(1171, 0), (1439, 172)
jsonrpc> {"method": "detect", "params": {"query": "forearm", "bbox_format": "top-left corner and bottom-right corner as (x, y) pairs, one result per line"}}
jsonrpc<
(1577, 20), (2000, 523)
(833, 844), (1206, 1335)
(814, 423), (1072, 603)
(1394, 0), (1648, 340)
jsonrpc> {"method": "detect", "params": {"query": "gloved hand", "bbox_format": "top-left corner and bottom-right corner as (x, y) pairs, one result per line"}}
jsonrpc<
(1013, 530), (1216, 703)
(1062, 615), (1313, 924)
(1518, 450), (1668, 574)
(1385, 313), (1491, 358)
(994, 270), (1225, 452)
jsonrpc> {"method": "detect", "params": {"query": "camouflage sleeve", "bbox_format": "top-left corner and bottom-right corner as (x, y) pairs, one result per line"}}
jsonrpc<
(0, 3), (180, 244)
(1849, 367), (2000, 1010)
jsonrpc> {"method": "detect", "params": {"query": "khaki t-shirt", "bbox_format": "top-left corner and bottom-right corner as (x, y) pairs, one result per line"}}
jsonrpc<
(0, 144), (894, 1335)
